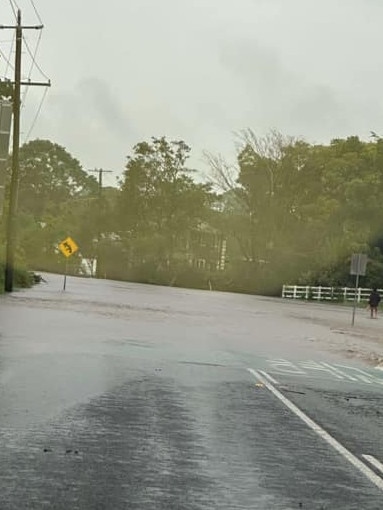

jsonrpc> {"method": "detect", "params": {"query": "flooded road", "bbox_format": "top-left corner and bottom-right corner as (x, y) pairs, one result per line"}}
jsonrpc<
(0, 274), (382, 509)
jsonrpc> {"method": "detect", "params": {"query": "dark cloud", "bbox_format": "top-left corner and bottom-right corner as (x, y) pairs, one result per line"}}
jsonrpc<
(3, 0), (383, 173)
(77, 79), (131, 137)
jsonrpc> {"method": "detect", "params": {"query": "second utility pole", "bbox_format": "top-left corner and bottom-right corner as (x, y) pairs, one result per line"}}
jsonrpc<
(91, 168), (113, 198)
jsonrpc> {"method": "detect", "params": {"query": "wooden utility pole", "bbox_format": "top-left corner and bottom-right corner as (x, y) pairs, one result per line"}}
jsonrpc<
(4, 10), (22, 292)
(91, 168), (113, 198)
(1, 10), (50, 292)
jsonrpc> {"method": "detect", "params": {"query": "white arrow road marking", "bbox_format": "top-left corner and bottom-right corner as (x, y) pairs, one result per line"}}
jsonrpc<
(266, 359), (383, 385)
(362, 455), (383, 476)
(320, 362), (358, 382)
(299, 360), (343, 379)
(334, 365), (380, 384)
(247, 368), (383, 492)
(266, 359), (307, 375)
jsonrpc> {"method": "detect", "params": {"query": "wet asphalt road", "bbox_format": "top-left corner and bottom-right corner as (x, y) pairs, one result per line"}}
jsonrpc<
(0, 274), (382, 509)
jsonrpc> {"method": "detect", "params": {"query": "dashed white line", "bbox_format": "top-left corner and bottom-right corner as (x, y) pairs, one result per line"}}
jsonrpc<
(259, 370), (279, 385)
(362, 455), (383, 476)
(247, 368), (383, 492)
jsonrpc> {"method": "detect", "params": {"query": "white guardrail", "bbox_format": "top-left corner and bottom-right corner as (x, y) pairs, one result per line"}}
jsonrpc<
(282, 285), (383, 303)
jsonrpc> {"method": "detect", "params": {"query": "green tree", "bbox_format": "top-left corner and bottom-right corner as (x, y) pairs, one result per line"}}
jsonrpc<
(0, 79), (13, 100)
(208, 131), (383, 292)
(117, 137), (214, 281)
(17, 139), (97, 218)
(13, 139), (98, 270)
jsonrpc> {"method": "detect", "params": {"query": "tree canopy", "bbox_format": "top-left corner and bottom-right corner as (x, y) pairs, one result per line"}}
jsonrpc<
(114, 137), (213, 282)
(3, 132), (383, 293)
(18, 139), (97, 218)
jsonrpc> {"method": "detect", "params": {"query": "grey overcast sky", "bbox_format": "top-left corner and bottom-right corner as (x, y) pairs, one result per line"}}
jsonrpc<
(1, 0), (383, 183)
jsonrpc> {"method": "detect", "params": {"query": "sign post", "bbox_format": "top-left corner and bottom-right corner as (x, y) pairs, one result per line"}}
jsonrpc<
(63, 258), (68, 291)
(58, 236), (79, 291)
(350, 253), (368, 326)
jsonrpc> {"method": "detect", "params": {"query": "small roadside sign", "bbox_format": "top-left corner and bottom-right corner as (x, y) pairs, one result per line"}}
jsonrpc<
(58, 236), (79, 291)
(350, 253), (368, 276)
(58, 237), (78, 258)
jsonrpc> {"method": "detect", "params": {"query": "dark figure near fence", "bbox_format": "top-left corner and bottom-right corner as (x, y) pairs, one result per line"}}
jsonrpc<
(368, 288), (381, 319)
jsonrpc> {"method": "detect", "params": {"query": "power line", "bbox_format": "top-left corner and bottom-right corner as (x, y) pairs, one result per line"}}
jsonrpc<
(7, 35), (15, 69)
(22, 33), (49, 81)
(0, 45), (14, 76)
(23, 85), (48, 142)
(4, 32), (15, 76)
(1, 2), (50, 141)
(8, 0), (49, 82)
(26, 30), (42, 78)
(8, 0), (17, 18)
(29, 0), (43, 25)
(21, 28), (42, 104)
(1, 2), (51, 140)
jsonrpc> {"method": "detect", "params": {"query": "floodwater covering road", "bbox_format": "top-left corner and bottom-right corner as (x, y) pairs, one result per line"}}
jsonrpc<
(0, 273), (382, 509)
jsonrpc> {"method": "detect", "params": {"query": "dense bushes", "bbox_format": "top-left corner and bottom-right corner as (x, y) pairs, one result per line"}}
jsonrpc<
(0, 262), (34, 292)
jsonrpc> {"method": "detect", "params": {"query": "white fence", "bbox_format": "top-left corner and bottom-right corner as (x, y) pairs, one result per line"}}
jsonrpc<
(282, 285), (383, 303)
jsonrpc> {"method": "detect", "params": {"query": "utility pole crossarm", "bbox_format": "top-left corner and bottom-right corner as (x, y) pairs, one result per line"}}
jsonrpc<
(0, 24), (43, 30)
(20, 81), (51, 87)
(1, 80), (51, 92)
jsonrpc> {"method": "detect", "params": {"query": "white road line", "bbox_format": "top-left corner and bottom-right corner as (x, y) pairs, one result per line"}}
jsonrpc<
(320, 362), (358, 382)
(266, 359), (307, 376)
(362, 455), (383, 476)
(247, 368), (383, 492)
(334, 365), (374, 384)
(259, 370), (279, 385)
(300, 360), (343, 379)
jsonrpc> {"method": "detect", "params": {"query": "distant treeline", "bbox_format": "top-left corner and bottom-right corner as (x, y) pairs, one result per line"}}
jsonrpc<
(2, 131), (383, 294)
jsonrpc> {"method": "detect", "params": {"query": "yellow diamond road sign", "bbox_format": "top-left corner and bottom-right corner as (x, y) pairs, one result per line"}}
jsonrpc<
(58, 236), (79, 258)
